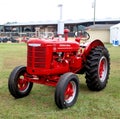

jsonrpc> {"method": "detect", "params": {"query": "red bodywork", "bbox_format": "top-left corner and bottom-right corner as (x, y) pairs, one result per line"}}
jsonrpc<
(26, 32), (104, 87)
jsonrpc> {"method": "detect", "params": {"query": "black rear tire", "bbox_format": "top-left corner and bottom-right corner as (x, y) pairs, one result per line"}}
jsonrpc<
(55, 72), (79, 109)
(8, 66), (33, 98)
(85, 46), (110, 91)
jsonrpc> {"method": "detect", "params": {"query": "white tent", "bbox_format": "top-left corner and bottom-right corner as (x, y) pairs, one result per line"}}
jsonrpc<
(110, 23), (120, 46)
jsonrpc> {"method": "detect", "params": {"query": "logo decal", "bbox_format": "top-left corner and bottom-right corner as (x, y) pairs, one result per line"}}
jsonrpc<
(28, 44), (41, 47)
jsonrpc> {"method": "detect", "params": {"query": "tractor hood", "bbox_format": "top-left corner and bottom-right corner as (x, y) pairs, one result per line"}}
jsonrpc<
(27, 38), (80, 52)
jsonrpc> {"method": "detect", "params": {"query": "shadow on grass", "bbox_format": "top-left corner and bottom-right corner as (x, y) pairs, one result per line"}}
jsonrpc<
(6, 82), (90, 107)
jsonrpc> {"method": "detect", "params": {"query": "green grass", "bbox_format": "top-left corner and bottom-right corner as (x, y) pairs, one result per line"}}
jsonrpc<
(0, 43), (120, 119)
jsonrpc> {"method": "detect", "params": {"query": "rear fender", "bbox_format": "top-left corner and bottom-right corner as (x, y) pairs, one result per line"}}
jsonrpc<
(83, 39), (104, 58)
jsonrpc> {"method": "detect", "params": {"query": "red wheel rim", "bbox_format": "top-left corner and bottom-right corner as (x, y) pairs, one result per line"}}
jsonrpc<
(64, 81), (76, 103)
(17, 74), (29, 92)
(98, 56), (108, 82)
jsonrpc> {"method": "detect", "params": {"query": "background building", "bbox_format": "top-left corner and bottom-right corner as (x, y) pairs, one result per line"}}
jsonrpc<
(0, 19), (120, 43)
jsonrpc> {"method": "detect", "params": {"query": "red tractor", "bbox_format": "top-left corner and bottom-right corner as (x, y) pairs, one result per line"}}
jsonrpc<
(8, 29), (110, 109)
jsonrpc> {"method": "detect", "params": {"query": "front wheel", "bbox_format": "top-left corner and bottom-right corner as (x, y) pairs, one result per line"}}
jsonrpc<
(55, 72), (79, 109)
(8, 66), (33, 98)
(85, 46), (110, 91)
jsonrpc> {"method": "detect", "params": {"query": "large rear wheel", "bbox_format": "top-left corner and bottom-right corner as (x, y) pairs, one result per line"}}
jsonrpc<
(55, 72), (79, 109)
(85, 46), (110, 91)
(8, 66), (33, 98)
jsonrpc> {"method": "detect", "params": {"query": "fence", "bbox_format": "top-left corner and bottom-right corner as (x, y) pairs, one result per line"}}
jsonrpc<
(0, 31), (75, 38)
(0, 31), (75, 43)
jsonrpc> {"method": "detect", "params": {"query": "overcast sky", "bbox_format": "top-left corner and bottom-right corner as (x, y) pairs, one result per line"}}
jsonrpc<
(0, 0), (120, 24)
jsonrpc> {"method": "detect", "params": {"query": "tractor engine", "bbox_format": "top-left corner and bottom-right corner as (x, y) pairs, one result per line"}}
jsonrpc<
(27, 38), (82, 76)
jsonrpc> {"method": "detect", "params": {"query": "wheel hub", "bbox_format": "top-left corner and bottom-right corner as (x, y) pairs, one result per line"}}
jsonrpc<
(18, 75), (29, 92)
(99, 56), (108, 82)
(64, 81), (76, 103)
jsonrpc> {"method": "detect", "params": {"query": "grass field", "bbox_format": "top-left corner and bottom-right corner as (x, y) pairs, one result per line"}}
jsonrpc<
(0, 43), (120, 119)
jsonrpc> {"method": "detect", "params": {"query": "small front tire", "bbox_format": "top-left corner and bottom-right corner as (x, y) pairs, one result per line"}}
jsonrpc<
(8, 66), (33, 98)
(55, 72), (79, 109)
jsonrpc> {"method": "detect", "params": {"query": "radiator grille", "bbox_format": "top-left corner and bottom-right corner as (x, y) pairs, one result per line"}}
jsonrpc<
(27, 46), (46, 68)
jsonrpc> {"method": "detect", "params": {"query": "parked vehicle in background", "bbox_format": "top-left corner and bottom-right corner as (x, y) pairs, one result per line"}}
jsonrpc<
(0, 36), (19, 43)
